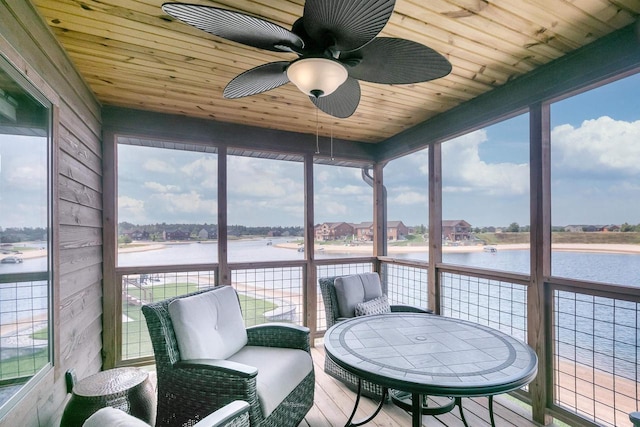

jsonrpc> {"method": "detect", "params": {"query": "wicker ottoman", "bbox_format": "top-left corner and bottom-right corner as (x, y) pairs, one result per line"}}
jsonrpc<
(61, 367), (155, 427)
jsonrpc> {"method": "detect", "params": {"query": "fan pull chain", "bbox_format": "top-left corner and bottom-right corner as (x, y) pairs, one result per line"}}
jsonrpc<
(330, 118), (334, 160)
(315, 107), (320, 154)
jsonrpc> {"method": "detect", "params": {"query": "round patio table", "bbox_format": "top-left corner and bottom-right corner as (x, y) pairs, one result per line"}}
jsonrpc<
(324, 313), (538, 427)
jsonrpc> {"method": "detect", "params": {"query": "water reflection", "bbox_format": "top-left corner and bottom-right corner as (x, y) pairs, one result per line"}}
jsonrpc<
(117, 237), (372, 267)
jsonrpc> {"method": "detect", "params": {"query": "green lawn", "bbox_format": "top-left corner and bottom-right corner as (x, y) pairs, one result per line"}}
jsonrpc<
(0, 325), (49, 382)
(0, 349), (48, 382)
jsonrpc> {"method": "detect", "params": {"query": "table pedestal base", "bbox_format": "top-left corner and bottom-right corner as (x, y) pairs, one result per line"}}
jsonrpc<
(394, 393), (496, 427)
(390, 390), (456, 415)
(344, 382), (498, 427)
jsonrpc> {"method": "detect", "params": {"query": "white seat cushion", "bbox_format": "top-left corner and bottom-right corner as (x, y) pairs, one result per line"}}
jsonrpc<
(333, 273), (383, 318)
(228, 346), (312, 418)
(83, 407), (150, 427)
(168, 286), (248, 360)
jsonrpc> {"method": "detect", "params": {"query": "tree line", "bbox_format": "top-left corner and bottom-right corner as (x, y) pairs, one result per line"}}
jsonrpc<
(0, 227), (48, 243)
(483, 222), (640, 233)
(118, 222), (304, 240)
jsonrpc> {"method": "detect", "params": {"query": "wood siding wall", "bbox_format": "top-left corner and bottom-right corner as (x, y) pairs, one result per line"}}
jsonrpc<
(0, 1), (103, 426)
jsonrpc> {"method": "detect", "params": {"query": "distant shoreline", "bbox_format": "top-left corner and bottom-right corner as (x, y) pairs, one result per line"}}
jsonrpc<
(5, 240), (640, 263)
(274, 242), (640, 255)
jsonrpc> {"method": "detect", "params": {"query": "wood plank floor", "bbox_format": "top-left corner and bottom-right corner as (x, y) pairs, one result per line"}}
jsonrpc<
(303, 346), (549, 427)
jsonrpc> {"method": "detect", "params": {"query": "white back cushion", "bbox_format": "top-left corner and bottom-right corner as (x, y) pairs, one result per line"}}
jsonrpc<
(333, 273), (383, 318)
(168, 286), (248, 360)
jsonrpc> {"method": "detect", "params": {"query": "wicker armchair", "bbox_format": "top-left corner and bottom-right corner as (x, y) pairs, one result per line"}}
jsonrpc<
(142, 286), (314, 427)
(320, 273), (431, 400)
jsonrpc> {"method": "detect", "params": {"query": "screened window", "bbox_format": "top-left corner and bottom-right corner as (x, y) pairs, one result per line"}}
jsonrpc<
(441, 113), (530, 273)
(117, 143), (218, 267)
(314, 164), (373, 258)
(227, 155), (304, 262)
(550, 73), (640, 286)
(384, 147), (429, 261)
(0, 58), (52, 414)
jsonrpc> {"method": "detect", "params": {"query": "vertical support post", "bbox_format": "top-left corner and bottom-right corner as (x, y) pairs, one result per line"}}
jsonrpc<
(304, 154), (317, 338)
(428, 143), (442, 314)
(50, 106), (61, 372)
(102, 129), (119, 368)
(529, 102), (552, 425)
(217, 146), (229, 285)
(373, 162), (386, 274)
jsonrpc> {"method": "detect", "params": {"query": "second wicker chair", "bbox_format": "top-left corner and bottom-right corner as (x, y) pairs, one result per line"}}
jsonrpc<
(319, 272), (430, 400)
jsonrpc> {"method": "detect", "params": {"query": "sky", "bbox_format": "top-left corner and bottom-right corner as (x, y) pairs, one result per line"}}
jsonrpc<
(1, 74), (639, 230)
(0, 134), (48, 229)
(387, 72), (640, 228)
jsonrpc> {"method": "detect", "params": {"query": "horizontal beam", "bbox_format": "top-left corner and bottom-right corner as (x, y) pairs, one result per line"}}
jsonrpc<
(102, 105), (376, 164)
(376, 23), (640, 162)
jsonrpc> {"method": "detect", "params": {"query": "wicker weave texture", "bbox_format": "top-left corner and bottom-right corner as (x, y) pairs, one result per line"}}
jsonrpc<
(142, 286), (314, 427)
(185, 402), (251, 427)
(319, 276), (387, 400)
(220, 411), (250, 427)
(60, 368), (155, 427)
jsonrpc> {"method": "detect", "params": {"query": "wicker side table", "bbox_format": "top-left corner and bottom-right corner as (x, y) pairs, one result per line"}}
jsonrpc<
(61, 367), (155, 427)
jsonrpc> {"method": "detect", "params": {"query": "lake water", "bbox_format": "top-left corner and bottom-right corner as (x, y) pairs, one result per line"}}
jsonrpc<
(3, 237), (639, 286)
(116, 237), (640, 292)
(109, 238), (640, 287)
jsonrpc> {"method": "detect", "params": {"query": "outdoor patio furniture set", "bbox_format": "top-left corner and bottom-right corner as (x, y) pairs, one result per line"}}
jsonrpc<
(94, 272), (540, 426)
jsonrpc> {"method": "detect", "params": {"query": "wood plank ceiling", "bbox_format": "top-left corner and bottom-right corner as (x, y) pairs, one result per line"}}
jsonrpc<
(34, 0), (640, 143)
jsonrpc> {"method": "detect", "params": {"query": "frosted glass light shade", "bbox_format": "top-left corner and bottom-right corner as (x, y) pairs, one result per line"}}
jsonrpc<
(287, 58), (348, 98)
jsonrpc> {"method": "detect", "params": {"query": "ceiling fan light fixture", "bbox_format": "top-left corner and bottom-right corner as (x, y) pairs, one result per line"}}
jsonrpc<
(287, 58), (348, 98)
(163, 1), (451, 118)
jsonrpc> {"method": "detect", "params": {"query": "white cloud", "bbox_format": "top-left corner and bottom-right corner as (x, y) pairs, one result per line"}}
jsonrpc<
(552, 116), (640, 175)
(402, 149), (430, 176)
(181, 157), (217, 189)
(233, 178), (288, 198)
(312, 164), (373, 223)
(228, 157), (303, 198)
(442, 185), (474, 193)
(388, 190), (427, 206)
(330, 184), (367, 196)
(613, 181), (640, 192)
(181, 157), (217, 175)
(316, 198), (348, 217)
(148, 191), (217, 216)
(118, 196), (146, 223)
(442, 130), (529, 196)
(143, 158), (175, 173)
(143, 182), (181, 193)
(5, 164), (46, 191)
(315, 169), (332, 184)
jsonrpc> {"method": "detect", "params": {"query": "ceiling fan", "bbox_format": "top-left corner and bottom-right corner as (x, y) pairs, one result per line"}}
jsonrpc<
(162, 0), (452, 118)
